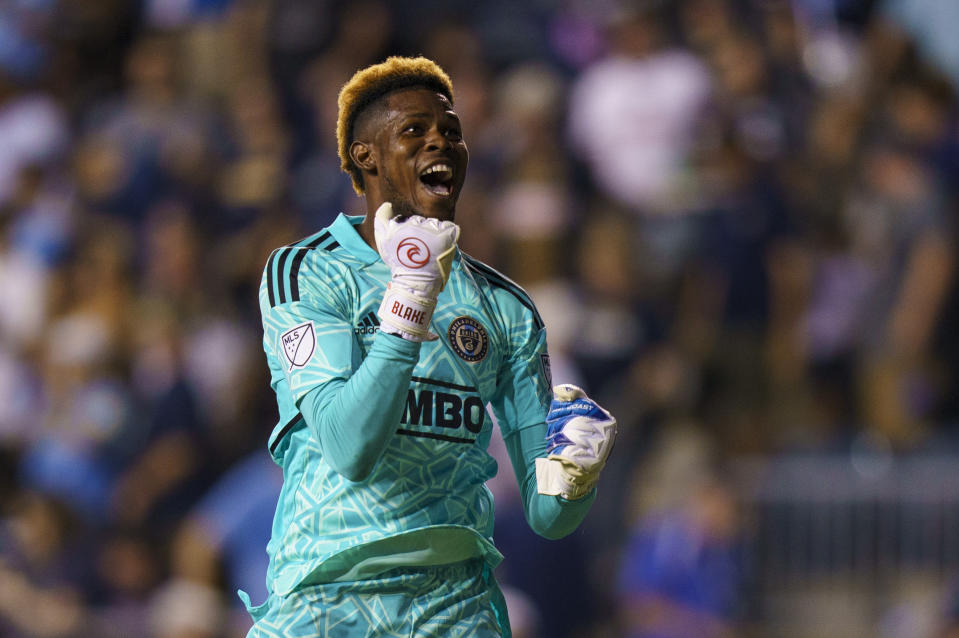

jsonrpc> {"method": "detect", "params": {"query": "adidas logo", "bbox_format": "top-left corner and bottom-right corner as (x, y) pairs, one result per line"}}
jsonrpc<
(355, 311), (380, 335)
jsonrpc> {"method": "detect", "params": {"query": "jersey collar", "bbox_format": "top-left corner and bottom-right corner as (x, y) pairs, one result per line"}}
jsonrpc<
(329, 213), (380, 265)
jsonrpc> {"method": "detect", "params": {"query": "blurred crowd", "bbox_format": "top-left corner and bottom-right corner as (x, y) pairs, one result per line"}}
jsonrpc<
(1, 0), (958, 636)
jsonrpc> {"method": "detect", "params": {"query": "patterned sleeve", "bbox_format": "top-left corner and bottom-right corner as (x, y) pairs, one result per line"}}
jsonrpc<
(488, 296), (596, 538)
(260, 248), (358, 404)
(487, 303), (553, 439)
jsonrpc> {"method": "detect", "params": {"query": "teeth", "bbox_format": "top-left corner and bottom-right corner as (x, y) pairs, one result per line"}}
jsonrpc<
(422, 164), (452, 176)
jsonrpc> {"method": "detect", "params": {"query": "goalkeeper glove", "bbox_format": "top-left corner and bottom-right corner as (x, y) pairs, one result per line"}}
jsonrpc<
(536, 384), (617, 500)
(374, 202), (460, 342)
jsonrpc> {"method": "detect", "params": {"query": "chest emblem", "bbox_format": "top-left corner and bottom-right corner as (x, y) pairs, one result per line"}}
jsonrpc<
(448, 316), (489, 363)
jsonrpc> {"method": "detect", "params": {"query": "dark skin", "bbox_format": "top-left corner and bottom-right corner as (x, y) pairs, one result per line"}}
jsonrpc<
(349, 87), (469, 250)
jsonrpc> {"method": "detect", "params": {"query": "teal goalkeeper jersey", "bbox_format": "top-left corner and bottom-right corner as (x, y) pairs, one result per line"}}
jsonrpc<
(258, 213), (585, 597)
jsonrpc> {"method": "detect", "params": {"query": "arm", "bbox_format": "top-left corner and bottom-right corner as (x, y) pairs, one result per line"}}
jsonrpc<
(263, 284), (419, 481)
(502, 422), (596, 539)
(297, 332), (419, 481)
(487, 294), (610, 537)
(268, 205), (458, 480)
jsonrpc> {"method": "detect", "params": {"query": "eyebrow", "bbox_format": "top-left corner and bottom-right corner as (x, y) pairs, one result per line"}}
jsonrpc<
(398, 111), (460, 120)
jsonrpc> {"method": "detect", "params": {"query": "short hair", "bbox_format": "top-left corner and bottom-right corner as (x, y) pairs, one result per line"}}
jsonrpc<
(337, 56), (454, 195)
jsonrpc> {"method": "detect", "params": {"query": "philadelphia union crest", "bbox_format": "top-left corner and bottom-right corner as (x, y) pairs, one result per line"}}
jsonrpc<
(448, 316), (489, 362)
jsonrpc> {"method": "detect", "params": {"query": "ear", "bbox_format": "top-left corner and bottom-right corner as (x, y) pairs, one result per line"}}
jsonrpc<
(350, 140), (376, 173)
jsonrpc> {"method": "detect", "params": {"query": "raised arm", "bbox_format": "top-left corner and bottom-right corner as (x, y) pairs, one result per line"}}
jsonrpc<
(264, 205), (459, 481)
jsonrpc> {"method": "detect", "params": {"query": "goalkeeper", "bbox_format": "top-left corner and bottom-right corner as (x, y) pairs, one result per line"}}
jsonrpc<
(243, 56), (617, 638)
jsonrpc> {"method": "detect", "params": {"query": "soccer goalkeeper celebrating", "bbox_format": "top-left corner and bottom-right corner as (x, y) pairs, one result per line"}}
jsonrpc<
(242, 56), (617, 637)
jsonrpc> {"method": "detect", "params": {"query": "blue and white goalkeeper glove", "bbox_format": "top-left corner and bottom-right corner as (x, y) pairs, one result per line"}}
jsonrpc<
(536, 384), (617, 500)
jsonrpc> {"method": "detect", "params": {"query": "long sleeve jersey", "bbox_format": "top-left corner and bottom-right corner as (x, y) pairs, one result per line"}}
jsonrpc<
(257, 213), (595, 597)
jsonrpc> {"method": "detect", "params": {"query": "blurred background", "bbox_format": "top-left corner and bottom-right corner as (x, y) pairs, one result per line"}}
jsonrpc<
(0, 0), (958, 636)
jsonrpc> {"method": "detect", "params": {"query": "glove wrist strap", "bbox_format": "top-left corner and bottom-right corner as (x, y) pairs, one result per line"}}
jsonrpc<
(378, 283), (437, 342)
(535, 457), (596, 500)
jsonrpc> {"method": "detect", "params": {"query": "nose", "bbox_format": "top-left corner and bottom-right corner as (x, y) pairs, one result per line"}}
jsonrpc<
(424, 127), (449, 152)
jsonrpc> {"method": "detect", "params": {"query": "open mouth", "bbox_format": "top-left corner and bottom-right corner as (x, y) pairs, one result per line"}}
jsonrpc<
(419, 163), (454, 197)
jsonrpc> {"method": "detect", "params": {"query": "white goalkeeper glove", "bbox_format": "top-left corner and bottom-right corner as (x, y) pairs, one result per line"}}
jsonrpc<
(536, 384), (617, 500)
(374, 202), (460, 342)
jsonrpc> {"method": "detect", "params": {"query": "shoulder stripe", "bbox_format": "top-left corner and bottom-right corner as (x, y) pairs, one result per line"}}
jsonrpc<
(296, 230), (331, 249)
(287, 249), (309, 303)
(461, 255), (530, 302)
(461, 255), (544, 330)
(273, 248), (295, 305)
(288, 233), (339, 302)
(267, 231), (336, 307)
(266, 249), (280, 307)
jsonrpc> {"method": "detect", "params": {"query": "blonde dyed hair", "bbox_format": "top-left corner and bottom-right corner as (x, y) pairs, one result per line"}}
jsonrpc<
(336, 56), (454, 194)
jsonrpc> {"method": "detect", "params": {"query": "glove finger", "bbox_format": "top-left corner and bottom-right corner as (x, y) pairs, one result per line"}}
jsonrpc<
(546, 429), (573, 445)
(545, 414), (573, 435)
(375, 201), (394, 224)
(544, 411), (576, 434)
(553, 384), (587, 402)
(435, 240), (457, 290)
(546, 439), (572, 455)
(373, 202), (395, 253)
(414, 216), (461, 244)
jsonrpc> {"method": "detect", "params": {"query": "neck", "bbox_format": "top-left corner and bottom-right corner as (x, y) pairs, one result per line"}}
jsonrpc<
(357, 195), (382, 250)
